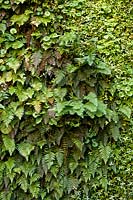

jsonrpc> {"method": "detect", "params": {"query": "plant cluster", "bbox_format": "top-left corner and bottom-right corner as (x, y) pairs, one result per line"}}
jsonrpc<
(0, 0), (132, 199)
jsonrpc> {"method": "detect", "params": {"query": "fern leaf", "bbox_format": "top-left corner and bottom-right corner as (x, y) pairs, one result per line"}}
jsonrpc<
(18, 142), (34, 161)
(2, 135), (15, 156)
(5, 158), (15, 173)
(99, 144), (112, 164)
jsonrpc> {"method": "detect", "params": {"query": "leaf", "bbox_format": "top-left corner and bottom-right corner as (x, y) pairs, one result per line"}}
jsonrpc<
(97, 61), (111, 75)
(2, 135), (15, 156)
(100, 177), (108, 191)
(29, 182), (40, 198)
(84, 92), (98, 106)
(69, 161), (78, 174)
(86, 54), (96, 65)
(14, 0), (27, 4)
(56, 151), (64, 167)
(99, 144), (112, 164)
(11, 10), (32, 26)
(54, 70), (65, 85)
(33, 101), (41, 113)
(15, 106), (24, 119)
(7, 58), (21, 73)
(5, 158), (15, 173)
(18, 142), (35, 161)
(119, 105), (131, 119)
(12, 40), (24, 49)
(17, 175), (28, 192)
(69, 100), (84, 117)
(96, 100), (107, 117)
(66, 64), (79, 73)
(31, 79), (42, 91)
(44, 152), (55, 169)
(31, 51), (42, 68)
(0, 23), (6, 34)
(5, 71), (13, 82)
(84, 102), (97, 113)
(110, 125), (120, 141)
(73, 138), (83, 151)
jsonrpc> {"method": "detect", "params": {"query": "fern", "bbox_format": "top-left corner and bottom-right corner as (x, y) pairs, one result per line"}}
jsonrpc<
(5, 158), (15, 173)
(44, 151), (55, 170)
(29, 182), (40, 198)
(17, 142), (34, 161)
(99, 144), (112, 164)
(17, 175), (28, 192)
(2, 135), (15, 156)
(56, 150), (64, 167)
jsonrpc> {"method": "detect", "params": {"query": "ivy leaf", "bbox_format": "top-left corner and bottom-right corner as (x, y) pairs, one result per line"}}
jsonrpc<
(119, 105), (131, 119)
(2, 135), (15, 156)
(18, 142), (35, 161)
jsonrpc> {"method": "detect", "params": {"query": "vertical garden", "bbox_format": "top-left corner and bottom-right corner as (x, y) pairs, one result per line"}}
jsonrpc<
(0, 0), (132, 199)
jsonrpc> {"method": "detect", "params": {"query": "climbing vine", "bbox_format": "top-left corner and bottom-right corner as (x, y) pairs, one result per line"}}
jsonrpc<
(0, 0), (132, 199)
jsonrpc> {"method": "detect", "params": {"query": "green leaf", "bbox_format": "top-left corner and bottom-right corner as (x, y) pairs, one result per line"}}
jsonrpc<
(0, 23), (6, 34)
(18, 142), (35, 161)
(96, 100), (107, 117)
(29, 182), (40, 198)
(97, 61), (111, 75)
(119, 105), (131, 119)
(110, 125), (120, 141)
(11, 10), (32, 26)
(69, 161), (78, 174)
(2, 135), (15, 156)
(84, 102), (97, 113)
(73, 138), (83, 151)
(5, 158), (15, 173)
(44, 152), (55, 169)
(12, 40), (24, 49)
(56, 151), (64, 167)
(7, 58), (21, 73)
(99, 144), (112, 164)
(15, 106), (24, 119)
(86, 54), (96, 66)
(4, 71), (13, 82)
(31, 51), (42, 68)
(17, 175), (28, 192)
(84, 92), (98, 106)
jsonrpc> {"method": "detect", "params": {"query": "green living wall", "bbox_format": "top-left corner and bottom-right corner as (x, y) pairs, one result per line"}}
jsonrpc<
(0, 0), (132, 199)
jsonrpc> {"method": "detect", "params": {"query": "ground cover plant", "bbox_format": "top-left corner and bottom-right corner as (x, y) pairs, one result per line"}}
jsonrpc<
(0, 0), (132, 199)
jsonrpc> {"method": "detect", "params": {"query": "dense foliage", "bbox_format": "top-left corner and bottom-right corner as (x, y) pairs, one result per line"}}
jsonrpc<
(0, 0), (132, 199)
